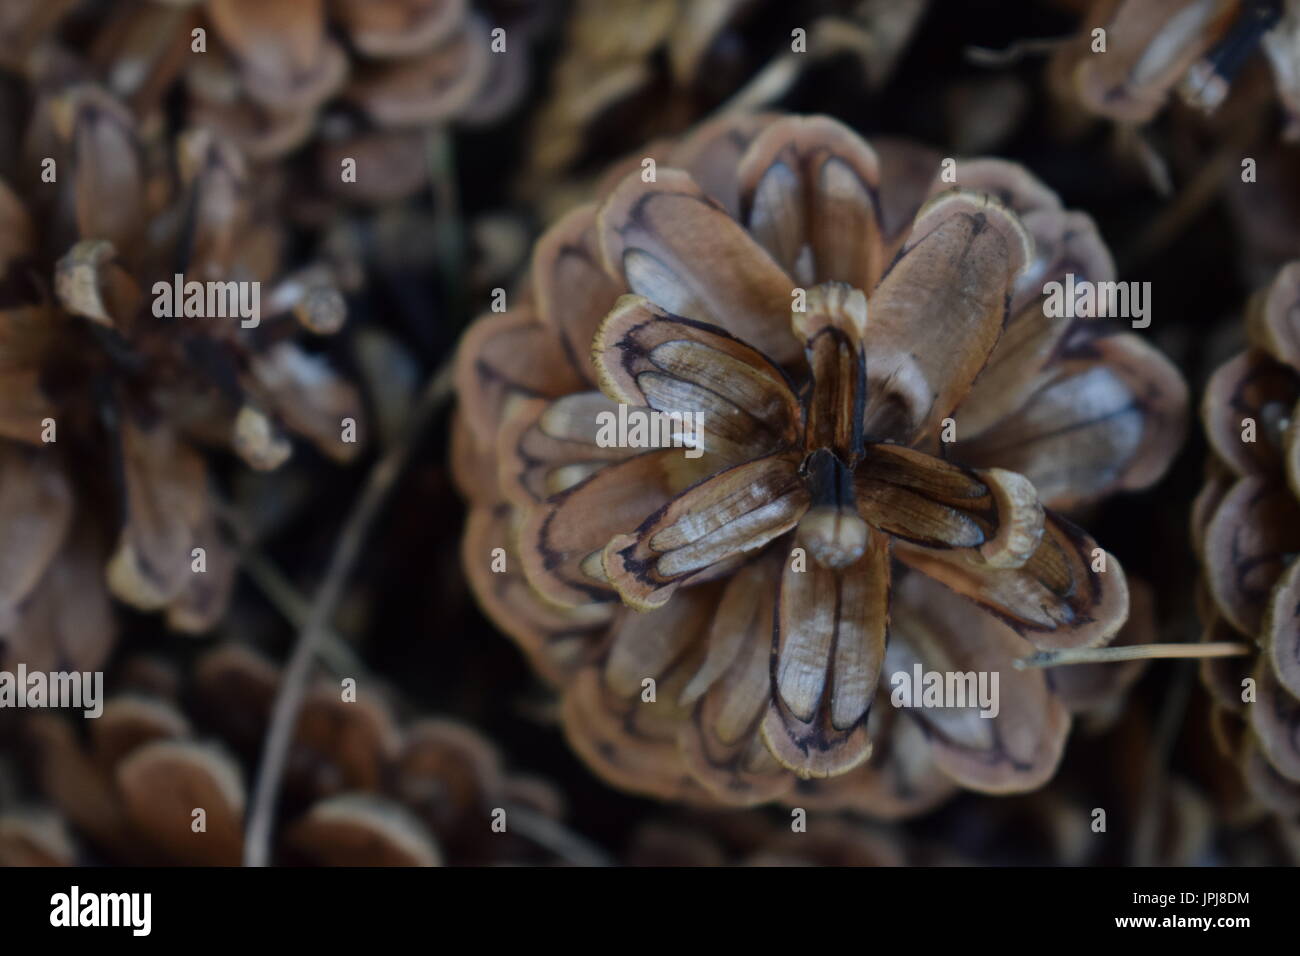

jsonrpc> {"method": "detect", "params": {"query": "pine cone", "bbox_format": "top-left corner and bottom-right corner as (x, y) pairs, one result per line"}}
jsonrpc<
(5, 0), (537, 204)
(1194, 259), (1300, 819)
(454, 113), (1187, 813)
(1, 644), (564, 866)
(1049, 0), (1297, 130)
(0, 83), (361, 672)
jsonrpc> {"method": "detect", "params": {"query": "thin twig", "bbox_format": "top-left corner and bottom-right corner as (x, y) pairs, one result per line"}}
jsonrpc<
(1118, 111), (1263, 272)
(239, 550), (364, 676)
(242, 361), (454, 866)
(715, 53), (803, 116)
(426, 127), (467, 328)
(712, 18), (896, 118)
(211, 496), (360, 675)
(1014, 641), (1252, 670)
(503, 804), (614, 867)
(1131, 660), (1196, 866)
(965, 35), (1070, 67)
(1122, 125), (1174, 198)
(244, 125), (464, 867)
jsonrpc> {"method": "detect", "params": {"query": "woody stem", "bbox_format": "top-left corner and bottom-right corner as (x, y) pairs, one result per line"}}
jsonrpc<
(1014, 641), (1253, 670)
(241, 358), (454, 867)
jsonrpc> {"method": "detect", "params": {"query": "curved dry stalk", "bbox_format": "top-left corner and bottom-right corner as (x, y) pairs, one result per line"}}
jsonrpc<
(242, 361), (454, 867)
(1118, 109), (1264, 270)
(715, 5), (927, 117)
(1015, 641), (1252, 670)
(965, 35), (1071, 67)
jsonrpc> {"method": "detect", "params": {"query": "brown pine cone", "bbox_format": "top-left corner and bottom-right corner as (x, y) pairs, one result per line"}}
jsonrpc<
(1048, 0), (1300, 133)
(0, 83), (361, 673)
(1194, 259), (1300, 820)
(3, 0), (540, 204)
(0, 643), (565, 866)
(453, 112), (1187, 814)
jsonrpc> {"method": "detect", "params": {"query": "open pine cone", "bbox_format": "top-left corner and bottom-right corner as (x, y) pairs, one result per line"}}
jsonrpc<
(0, 83), (361, 673)
(1195, 259), (1300, 819)
(0, 644), (563, 866)
(454, 113), (1187, 813)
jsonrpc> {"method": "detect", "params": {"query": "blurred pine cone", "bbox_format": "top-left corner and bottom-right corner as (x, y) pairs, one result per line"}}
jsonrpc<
(0, 83), (361, 672)
(1049, 0), (1299, 132)
(1194, 260), (1300, 820)
(0, 644), (565, 866)
(525, 0), (928, 204)
(3, 0), (541, 204)
(454, 113), (1187, 814)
